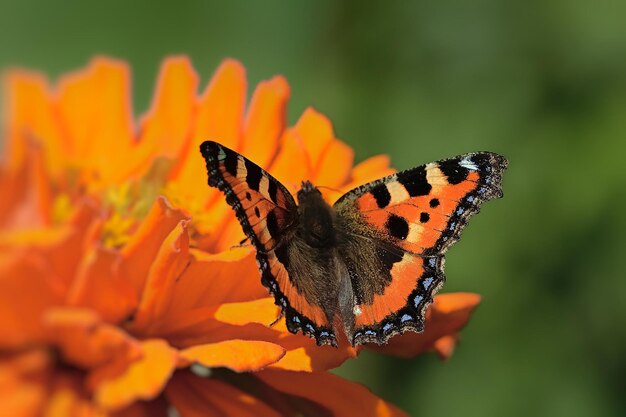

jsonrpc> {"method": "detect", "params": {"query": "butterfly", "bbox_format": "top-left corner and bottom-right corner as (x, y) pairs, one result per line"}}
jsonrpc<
(200, 141), (507, 347)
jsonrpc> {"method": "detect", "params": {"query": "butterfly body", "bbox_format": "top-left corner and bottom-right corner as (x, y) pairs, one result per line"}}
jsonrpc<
(200, 141), (508, 347)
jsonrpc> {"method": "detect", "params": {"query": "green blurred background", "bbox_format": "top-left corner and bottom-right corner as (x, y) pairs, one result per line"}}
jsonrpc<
(2, 1), (625, 416)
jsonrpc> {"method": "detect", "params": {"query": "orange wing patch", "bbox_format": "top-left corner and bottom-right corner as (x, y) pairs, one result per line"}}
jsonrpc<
(354, 254), (426, 326)
(257, 251), (336, 346)
(351, 251), (445, 345)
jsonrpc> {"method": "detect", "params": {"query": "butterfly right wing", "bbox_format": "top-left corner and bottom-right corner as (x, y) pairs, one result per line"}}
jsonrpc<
(335, 152), (507, 345)
(200, 141), (336, 345)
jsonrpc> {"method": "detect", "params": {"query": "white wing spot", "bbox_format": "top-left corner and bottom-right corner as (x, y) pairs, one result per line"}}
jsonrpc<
(353, 305), (362, 316)
(460, 156), (478, 171)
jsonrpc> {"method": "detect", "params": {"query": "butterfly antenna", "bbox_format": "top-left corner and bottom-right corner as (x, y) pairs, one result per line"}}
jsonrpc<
(230, 237), (253, 250)
(317, 185), (344, 194)
(269, 310), (284, 327)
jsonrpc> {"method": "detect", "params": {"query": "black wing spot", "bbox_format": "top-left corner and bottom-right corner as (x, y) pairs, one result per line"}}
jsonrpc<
(420, 212), (430, 223)
(439, 158), (469, 185)
(266, 210), (280, 239)
(274, 243), (290, 269)
(370, 184), (391, 208)
(254, 206), (260, 218)
(385, 214), (409, 240)
(397, 167), (431, 196)
(268, 179), (279, 205)
(429, 198), (440, 208)
(245, 191), (252, 201)
(245, 159), (263, 191)
(224, 154), (239, 177)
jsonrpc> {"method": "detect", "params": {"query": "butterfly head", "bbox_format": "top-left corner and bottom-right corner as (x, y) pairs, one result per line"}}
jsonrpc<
(296, 180), (336, 247)
(297, 180), (321, 204)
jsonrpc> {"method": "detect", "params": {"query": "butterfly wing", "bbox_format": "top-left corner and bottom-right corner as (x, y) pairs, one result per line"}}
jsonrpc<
(200, 141), (336, 345)
(200, 141), (297, 251)
(334, 152), (507, 345)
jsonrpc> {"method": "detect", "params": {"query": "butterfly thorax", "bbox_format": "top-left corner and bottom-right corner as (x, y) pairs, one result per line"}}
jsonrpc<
(296, 181), (336, 248)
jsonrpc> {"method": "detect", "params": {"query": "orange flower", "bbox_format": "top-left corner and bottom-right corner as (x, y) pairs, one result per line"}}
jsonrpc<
(0, 57), (480, 416)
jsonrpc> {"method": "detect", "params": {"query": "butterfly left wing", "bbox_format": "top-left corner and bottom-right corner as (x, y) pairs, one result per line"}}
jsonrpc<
(200, 141), (337, 345)
(200, 141), (297, 251)
(335, 152), (507, 345)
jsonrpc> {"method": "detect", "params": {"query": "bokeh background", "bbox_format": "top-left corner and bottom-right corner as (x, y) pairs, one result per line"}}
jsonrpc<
(2, 1), (625, 416)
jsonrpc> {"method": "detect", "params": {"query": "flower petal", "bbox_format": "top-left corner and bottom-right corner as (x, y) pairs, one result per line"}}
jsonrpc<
(111, 397), (169, 417)
(92, 339), (178, 411)
(351, 154), (394, 184)
(0, 350), (50, 417)
(45, 373), (106, 417)
(212, 298), (280, 327)
(433, 334), (458, 360)
(194, 59), (247, 150)
(313, 138), (354, 190)
(368, 293), (481, 358)
(120, 196), (188, 296)
(292, 107), (335, 170)
(131, 219), (190, 335)
(2, 70), (65, 175)
(0, 143), (53, 230)
(180, 339), (285, 372)
(166, 371), (282, 417)
(268, 129), (313, 194)
(66, 246), (137, 324)
(256, 369), (409, 417)
(267, 326), (357, 372)
(241, 76), (290, 169)
(0, 254), (62, 347)
(164, 247), (266, 314)
(337, 154), (395, 203)
(171, 59), (247, 208)
(56, 57), (134, 188)
(139, 56), (198, 160)
(43, 307), (138, 369)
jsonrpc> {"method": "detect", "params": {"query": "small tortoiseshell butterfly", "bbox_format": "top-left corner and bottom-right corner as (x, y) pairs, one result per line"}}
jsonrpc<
(200, 141), (507, 347)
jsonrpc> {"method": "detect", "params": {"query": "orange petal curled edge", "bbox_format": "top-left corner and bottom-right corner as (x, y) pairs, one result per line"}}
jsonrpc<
(162, 247), (265, 315)
(131, 219), (190, 335)
(179, 339), (285, 372)
(43, 307), (138, 369)
(120, 196), (189, 297)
